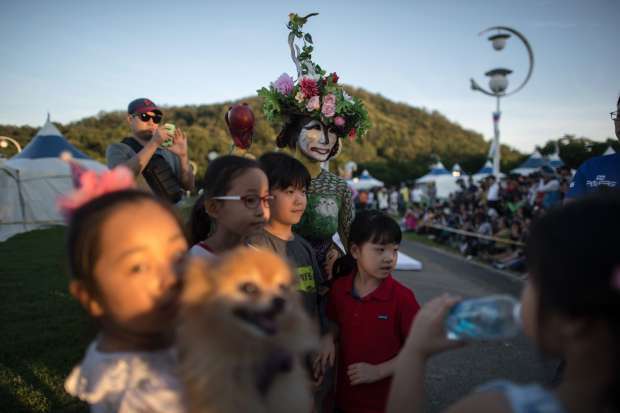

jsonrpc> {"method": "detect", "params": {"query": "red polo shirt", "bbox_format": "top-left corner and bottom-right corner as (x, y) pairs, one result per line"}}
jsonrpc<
(327, 272), (420, 413)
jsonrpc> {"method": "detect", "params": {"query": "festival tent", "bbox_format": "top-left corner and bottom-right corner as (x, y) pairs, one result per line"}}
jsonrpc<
(603, 145), (616, 156)
(547, 152), (564, 169)
(473, 160), (493, 181)
(451, 163), (466, 178)
(0, 117), (107, 242)
(416, 161), (461, 199)
(347, 169), (384, 191)
(510, 150), (547, 176)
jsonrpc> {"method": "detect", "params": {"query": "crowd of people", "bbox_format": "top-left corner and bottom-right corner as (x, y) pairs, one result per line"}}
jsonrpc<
(353, 165), (576, 272)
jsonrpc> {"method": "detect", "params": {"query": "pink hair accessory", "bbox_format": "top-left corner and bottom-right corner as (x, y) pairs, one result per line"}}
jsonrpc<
(57, 152), (136, 219)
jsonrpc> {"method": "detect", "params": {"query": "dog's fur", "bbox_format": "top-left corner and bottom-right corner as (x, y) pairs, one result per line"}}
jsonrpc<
(177, 247), (318, 413)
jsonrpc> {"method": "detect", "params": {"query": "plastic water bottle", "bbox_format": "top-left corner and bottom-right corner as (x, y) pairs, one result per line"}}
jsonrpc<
(445, 295), (521, 340)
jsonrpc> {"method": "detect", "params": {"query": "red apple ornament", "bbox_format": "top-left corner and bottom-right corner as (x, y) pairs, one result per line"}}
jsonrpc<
(225, 103), (255, 150)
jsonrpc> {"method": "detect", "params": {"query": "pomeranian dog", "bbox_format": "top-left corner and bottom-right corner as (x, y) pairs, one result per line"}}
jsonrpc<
(177, 247), (318, 413)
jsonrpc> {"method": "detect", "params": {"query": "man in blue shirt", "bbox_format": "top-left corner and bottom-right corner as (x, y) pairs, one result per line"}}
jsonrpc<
(566, 95), (620, 199)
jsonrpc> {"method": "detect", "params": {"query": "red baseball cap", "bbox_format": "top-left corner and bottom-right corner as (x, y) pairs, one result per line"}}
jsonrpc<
(128, 98), (162, 115)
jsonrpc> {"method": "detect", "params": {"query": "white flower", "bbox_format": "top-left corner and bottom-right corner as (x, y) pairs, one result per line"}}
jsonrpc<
(342, 90), (354, 103)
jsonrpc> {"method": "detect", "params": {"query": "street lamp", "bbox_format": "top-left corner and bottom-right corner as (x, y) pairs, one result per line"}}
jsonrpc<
(0, 136), (22, 156)
(470, 27), (534, 176)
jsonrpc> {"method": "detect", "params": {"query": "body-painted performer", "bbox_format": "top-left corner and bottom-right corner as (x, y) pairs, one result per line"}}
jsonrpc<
(258, 13), (371, 279)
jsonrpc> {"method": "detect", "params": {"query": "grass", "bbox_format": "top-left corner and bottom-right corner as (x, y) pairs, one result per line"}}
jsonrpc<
(0, 227), (91, 413)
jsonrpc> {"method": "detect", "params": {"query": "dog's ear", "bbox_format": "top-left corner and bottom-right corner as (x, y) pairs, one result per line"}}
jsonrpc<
(181, 257), (215, 305)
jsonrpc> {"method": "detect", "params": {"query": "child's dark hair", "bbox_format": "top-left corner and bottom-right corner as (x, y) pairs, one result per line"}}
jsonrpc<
(66, 189), (185, 290)
(526, 191), (620, 409)
(258, 152), (311, 191)
(332, 210), (402, 279)
(188, 155), (261, 245)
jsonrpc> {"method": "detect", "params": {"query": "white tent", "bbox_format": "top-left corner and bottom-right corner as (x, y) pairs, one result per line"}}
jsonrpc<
(547, 152), (564, 169)
(511, 150), (548, 176)
(416, 161), (462, 199)
(347, 169), (384, 191)
(603, 145), (616, 156)
(0, 118), (106, 242)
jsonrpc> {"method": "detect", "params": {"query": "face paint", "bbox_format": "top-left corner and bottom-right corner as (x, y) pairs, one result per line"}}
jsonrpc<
(297, 119), (337, 162)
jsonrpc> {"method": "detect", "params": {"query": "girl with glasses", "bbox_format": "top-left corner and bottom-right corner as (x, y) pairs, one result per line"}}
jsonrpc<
(188, 155), (271, 259)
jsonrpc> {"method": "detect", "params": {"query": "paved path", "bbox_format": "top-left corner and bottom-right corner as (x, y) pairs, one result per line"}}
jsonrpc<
(392, 240), (558, 412)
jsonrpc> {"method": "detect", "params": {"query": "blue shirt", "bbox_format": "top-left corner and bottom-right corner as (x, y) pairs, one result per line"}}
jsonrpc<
(566, 153), (620, 199)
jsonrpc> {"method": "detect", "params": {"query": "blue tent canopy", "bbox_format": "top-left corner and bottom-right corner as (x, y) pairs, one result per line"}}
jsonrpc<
(547, 153), (564, 168)
(515, 150), (546, 170)
(476, 160), (493, 175)
(11, 118), (90, 160)
(427, 161), (450, 176)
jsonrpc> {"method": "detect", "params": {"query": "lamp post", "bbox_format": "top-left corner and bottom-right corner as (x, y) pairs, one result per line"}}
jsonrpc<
(0, 136), (22, 157)
(470, 27), (534, 176)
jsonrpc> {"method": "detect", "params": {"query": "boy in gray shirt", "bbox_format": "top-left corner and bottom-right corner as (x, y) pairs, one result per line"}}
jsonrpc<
(247, 152), (331, 410)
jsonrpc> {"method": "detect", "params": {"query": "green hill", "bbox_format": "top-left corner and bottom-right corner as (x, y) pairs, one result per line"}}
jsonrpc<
(1, 87), (525, 185)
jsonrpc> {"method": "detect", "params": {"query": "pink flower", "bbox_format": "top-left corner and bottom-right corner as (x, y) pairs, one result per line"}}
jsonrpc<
(306, 96), (320, 111)
(299, 76), (319, 99)
(321, 94), (336, 117)
(334, 116), (345, 127)
(323, 94), (336, 107)
(273, 73), (294, 95)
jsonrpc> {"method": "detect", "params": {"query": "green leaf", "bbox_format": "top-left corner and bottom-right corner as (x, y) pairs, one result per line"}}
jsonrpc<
(304, 33), (313, 44)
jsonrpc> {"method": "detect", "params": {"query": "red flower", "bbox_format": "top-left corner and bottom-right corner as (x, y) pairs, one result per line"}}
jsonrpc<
(331, 72), (339, 84)
(299, 77), (319, 99)
(348, 128), (357, 142)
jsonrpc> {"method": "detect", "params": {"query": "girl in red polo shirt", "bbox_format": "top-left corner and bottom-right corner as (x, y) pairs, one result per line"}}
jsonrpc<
(320, 210), (420, 413)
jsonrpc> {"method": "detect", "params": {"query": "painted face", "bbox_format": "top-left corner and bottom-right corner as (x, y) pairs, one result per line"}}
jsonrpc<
(91, 200), (188, 336)
(297, 119), (337, 162)
(352, 242), (399, 280)
(269, 186), (308, 226)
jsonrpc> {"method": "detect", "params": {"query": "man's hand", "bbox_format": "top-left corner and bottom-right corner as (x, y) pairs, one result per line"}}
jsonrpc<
(151, 126), (169, 147)
(166, 127), (188, 160)
(347, 362), (380, 386)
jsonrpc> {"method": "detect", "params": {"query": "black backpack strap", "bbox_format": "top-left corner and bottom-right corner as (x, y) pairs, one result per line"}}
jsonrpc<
(119, 137), (183, 203)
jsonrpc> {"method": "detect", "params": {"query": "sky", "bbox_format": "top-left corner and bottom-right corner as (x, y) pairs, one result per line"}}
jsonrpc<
(1, 0), (618, 152)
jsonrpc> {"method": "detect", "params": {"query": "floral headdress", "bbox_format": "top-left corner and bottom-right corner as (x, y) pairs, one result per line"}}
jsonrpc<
(258, 13), (371, 141)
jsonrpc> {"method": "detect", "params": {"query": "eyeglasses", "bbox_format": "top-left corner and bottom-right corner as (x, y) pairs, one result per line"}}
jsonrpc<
(133, 112), (163, 124)
(611, 111), (619, 121)
(212, 194), (274, 209)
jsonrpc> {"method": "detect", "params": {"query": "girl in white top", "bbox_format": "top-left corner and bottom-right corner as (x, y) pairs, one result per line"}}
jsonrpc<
(187, 155), (271, 259)
(59, 166), (188, 413)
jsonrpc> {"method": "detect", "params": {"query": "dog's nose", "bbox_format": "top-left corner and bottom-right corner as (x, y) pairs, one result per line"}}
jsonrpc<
(272, 297), (285, 312)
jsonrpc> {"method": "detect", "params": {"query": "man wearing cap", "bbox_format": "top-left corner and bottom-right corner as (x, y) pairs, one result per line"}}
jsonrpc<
(106, 98), (194, 203)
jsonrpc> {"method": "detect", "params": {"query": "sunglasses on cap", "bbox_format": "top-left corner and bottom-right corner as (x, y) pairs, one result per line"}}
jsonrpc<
(133, 112), (163, 124)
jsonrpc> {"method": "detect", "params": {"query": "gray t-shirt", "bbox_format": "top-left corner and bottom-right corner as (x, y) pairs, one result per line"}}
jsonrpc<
(106, 140), (182, 193)
(247, 230), (328, 335)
